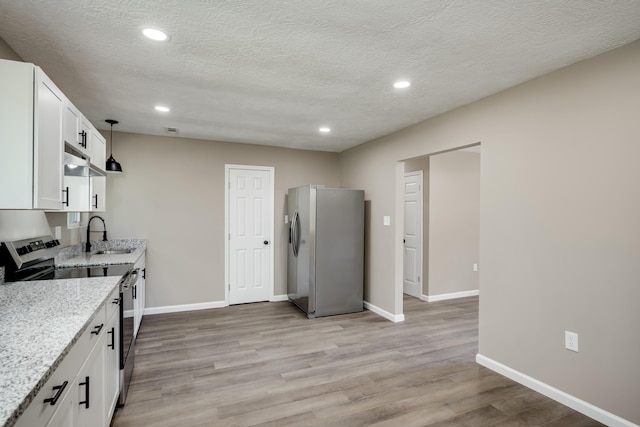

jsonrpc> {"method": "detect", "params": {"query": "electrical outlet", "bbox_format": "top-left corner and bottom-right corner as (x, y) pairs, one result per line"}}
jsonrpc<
(473, 263), (478, 272)
(565, 331), (579, 352)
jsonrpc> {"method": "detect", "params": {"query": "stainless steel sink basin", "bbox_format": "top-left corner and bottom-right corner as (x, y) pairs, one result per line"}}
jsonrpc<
(94, 249), (135, 255)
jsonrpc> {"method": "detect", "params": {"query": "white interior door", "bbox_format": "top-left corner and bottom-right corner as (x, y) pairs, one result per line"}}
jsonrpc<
(403, 172), (423, 298)
(228, 166), (273, 304)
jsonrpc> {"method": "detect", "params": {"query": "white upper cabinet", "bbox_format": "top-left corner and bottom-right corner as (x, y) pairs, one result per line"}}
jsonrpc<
(63, 98), (86, 155)
(90, 176), (106, 212)
(0, 59), (64, 210)
(90, 125), (106, 173)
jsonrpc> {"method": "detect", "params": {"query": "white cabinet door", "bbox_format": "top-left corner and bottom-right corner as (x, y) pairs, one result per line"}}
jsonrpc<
(33, 68), (64, 210)
(104, 308), (120, 421)
(75, 336), (106, 427)
(133, 253), (146, 338)
(63, 175), (90, 212)
(90, 126), (106, 173)
(63, 99), (84, 153)
(90, 176), (106, 212)
(80, 115), (92, 156)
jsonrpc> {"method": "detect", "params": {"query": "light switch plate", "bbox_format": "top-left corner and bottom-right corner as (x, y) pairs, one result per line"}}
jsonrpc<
(383, 216), (391, 226)
(54, 226), (62, 240)
(284, 215), (289, 224)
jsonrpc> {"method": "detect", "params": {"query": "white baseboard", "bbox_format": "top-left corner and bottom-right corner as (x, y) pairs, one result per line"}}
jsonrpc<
(144, 300), (226, 315)
(422, 289), (479, 302)
(270, 294), (289, 302)
(364, 301), (405, 323)
(476, 354), (638, 427)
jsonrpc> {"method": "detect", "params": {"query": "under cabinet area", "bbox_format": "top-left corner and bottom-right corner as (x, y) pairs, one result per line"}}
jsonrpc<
(14, 286), (120, 427)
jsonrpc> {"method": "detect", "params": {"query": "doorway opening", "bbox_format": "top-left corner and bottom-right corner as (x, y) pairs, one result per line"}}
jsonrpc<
(401, 144), (481, 308)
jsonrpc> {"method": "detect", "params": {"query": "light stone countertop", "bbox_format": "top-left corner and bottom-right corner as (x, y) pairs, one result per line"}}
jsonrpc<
(0, 277), (121, 427)
(0, 239), (147, 427)
(55, 239), (146, 268)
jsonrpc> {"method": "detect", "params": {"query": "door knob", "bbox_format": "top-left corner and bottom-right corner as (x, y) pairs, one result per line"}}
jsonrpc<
(264, 240), (269, 245)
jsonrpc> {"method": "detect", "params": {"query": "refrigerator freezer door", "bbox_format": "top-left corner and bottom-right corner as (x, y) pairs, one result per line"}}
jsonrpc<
(313, 188), (364, 317)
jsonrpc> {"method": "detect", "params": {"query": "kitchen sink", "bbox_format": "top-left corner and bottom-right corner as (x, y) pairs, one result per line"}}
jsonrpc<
(94, 249), (135, 255)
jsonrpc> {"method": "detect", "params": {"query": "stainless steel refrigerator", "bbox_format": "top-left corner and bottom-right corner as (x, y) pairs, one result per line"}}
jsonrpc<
(287, 185), (364, 318)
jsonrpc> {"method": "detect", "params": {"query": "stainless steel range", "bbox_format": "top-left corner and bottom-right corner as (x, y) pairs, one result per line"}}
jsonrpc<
(0, 234), (137, 407)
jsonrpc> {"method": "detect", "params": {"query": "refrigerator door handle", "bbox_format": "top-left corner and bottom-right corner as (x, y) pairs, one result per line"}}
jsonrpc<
(292, 210), (300, 257)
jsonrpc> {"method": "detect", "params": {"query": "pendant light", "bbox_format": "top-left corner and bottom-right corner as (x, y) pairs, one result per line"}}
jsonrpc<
(105, 119), (123, 173)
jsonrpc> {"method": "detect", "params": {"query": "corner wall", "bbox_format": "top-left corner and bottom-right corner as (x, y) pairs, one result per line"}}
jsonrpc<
(339, 40), (640, 424)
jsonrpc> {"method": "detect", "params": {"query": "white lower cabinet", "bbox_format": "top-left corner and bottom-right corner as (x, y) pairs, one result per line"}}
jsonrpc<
(16, 287), (120, 427)
(104, 297), (120, 421)
(133, 253), (146, 339)
(75, 337), (105, 427)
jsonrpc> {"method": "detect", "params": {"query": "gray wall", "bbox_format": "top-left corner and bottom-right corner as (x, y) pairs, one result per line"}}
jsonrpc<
(103, 132), (340, 309)
(428, 150), (480, 296)
(339, 40), (640, 423)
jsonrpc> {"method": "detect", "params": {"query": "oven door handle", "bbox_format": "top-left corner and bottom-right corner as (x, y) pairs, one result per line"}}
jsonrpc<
(125, 269), (139, 287)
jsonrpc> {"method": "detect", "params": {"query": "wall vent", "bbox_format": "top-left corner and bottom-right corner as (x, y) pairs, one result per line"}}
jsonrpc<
(166, 127), (179, 134)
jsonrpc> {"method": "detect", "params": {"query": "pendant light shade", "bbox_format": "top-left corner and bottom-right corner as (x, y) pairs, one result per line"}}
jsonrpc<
(105, 119), (123, 173)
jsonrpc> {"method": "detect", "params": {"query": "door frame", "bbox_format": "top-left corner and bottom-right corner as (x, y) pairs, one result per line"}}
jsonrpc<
(224, 164), (275, 306)
(403, 170), (423, 299)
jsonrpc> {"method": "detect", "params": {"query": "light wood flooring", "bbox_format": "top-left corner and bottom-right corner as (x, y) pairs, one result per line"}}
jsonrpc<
(112, 296), (603, 427)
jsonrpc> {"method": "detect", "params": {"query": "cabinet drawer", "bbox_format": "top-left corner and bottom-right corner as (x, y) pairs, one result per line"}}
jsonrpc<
(73, 304), (107, 363)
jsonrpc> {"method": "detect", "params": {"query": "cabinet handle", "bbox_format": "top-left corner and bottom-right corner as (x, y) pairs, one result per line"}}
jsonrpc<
(78, 130), (87, 148)
(93, 194), (98, 209)
(133, 284), (137, 300)
(91, 323), (104, 335)
(107, 327), (115, 349)
(112, 297), (120, 305)
(62, 187), (69, 207)
(143, 268), (146, 279)
(43, 380), (68, 406)
(79, 376), (90, 409)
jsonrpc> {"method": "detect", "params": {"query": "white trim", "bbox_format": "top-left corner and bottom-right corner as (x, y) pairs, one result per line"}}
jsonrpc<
(224, 164), (275, 306)
(144, 300), (226, 316)
(270, 294), (289, 302)
(423, 289), (479, 302)
(364, 300), (405, 323)
(476, 354), (638, 427)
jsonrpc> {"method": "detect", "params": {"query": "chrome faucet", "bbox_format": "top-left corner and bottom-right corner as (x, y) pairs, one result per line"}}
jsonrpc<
(86, 215), (108, 252)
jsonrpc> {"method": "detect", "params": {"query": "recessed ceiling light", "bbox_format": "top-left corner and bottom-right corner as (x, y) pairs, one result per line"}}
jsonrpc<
(154, 105), (170, 112)
(319, 127), (331, 133)
(393, 81), (411, 89)
(142, 28), (169, 41)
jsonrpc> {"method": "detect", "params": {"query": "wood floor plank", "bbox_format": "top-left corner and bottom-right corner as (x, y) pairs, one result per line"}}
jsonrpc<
(112, 296), (603, 427)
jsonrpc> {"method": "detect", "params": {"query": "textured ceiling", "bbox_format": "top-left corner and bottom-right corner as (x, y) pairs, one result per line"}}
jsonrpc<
(1, 1), (639, 152)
